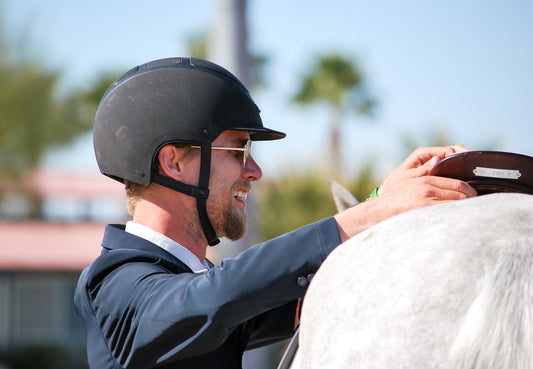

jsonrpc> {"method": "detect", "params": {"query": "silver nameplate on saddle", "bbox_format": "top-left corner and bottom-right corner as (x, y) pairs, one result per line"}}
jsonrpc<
(473, 166), (522, 180)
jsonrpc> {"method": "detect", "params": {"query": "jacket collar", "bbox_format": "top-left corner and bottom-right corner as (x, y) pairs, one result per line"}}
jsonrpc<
(101, 224), (194, 271)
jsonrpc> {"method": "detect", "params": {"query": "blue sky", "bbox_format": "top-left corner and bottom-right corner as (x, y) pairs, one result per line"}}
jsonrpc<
(3, 0), (533, 180)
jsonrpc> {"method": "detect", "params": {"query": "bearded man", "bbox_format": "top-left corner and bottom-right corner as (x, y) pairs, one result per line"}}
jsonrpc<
(74, 57), (475, 369)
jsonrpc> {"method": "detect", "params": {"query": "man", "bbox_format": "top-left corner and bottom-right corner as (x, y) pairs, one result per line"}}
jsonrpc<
(74, 57), (476, 369)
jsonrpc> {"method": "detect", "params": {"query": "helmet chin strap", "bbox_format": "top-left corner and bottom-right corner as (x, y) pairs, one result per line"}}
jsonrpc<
(196, 144), (220, 246)
(151, 143), (220, 246)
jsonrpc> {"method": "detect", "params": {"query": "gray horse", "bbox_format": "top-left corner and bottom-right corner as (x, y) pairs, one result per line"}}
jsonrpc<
(294, 192), (533, 369)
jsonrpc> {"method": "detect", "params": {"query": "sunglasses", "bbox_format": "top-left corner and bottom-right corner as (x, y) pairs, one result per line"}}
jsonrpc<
(191, 139), (252, 167)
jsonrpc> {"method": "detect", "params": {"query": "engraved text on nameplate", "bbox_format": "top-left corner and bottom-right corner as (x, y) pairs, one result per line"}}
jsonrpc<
(473, 166), (522, 180)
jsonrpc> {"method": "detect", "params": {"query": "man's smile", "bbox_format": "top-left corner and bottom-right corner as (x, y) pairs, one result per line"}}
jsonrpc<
(233, 190), (248, 201)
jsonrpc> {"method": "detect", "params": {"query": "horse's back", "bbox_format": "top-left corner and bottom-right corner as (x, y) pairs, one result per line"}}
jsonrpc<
(299, 193), (533, 369)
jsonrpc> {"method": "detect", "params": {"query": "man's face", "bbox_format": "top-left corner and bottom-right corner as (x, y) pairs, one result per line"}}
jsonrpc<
(206, 130), (263, 240)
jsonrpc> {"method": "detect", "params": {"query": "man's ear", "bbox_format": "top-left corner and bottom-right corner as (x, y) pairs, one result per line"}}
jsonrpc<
(157, 145), (182, 179)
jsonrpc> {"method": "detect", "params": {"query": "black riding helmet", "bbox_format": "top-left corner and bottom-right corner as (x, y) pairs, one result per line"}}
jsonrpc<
(93, 57), (285, 245)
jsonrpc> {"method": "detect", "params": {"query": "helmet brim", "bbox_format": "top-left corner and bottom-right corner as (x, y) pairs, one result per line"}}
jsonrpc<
(231, 126), (286, 141)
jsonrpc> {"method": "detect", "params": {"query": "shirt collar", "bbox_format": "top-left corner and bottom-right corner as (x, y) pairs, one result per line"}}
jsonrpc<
(125, 221), (209, 273)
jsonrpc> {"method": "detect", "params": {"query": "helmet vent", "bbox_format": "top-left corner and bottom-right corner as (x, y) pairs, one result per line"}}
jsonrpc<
(116, 65), (140, 85)
(146, 57), (184, 70)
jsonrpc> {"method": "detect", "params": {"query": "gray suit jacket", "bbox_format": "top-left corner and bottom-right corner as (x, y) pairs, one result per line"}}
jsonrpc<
(74, 218), (341, 369)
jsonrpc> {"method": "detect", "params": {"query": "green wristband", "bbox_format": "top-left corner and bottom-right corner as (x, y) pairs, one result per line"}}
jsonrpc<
(369, 187), (379, 199)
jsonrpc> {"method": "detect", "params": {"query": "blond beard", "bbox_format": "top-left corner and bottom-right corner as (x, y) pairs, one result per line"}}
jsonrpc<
(205, 194), (249, 241)
(220, 203), (249, 240)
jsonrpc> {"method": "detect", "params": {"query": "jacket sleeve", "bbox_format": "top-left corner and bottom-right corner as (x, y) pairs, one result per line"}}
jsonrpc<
(244, 299), (300, 350)
(77, 217), (341, 368)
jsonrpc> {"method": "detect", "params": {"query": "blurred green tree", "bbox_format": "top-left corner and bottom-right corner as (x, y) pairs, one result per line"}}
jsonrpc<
(256, 167), (378, 241)
(0, 60), (115, 178)
(0, 30), (118, 217)
(186, 31), (209, 60)
(292, 54), (376, 180)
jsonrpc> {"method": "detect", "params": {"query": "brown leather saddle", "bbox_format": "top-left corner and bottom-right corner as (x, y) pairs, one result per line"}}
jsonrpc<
(429, 151), (533, 195)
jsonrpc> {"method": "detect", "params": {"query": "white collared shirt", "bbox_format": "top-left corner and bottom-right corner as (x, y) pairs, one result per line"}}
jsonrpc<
(125, 221), (210, 273)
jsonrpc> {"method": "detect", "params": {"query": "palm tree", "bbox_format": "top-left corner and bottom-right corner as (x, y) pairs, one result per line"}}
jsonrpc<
(292, 54), (376, 180)
(0, 30), (118, 218)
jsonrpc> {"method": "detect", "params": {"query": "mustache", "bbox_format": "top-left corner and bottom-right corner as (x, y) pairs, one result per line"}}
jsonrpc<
(232, 181), (252, 193)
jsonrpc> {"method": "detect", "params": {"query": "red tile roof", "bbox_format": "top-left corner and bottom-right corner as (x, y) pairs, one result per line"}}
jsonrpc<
(0, 222), (105, 271)
(0, 169), (125, 200)
(0, 222), (222, 271)
(30, 169), (125, 199)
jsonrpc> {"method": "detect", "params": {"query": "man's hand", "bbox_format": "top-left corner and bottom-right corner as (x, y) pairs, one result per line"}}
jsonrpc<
(334, 146), (476, 242)
(376, 146), (476, 213)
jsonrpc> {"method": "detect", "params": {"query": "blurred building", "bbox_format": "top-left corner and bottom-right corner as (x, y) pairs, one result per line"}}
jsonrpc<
(0, 169), (234, 367)
(0, 223), (102, 349)
(0, 169), (127, 366)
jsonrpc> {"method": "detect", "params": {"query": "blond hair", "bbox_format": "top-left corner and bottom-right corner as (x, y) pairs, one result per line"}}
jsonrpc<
(125, 180), (148, 216)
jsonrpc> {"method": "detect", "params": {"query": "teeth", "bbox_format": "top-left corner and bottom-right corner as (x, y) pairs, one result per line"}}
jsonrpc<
(234, 191), (248, 200)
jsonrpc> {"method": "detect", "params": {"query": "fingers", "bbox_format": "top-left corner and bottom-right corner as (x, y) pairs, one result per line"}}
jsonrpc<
(448, 144), (469, 156)
(413, 155), (441, 177)
(353, 149), (477, 234)
(402, 147), (449, 169)
(418, 175), (478, 200)
(379, 145), (476, 210)
(379, 175), (477, 206)
(404, 145), (471, 170)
